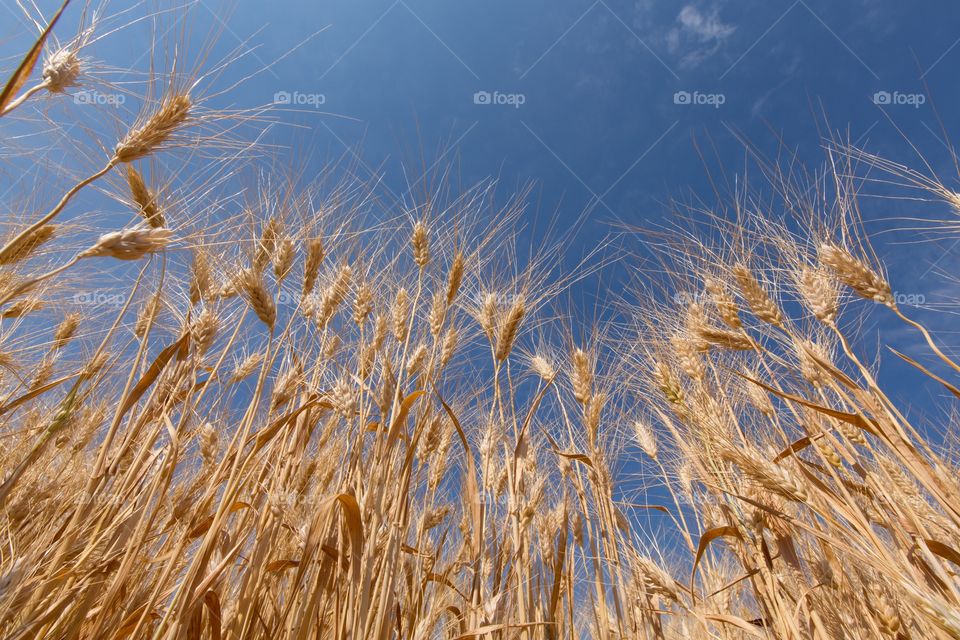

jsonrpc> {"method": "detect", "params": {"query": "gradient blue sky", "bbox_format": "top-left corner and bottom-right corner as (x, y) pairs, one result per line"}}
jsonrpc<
(234, 0), (959, 223)
(238, 0), (960, 412)
(213, 0), (960, 288)
(4, 1), (960, 418)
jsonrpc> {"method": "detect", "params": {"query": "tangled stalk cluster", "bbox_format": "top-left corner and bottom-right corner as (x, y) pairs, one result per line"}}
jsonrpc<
(1, 5), (960, 640)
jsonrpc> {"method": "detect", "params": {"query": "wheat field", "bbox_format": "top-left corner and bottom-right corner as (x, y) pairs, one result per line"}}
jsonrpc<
(1, 4), (959, 639)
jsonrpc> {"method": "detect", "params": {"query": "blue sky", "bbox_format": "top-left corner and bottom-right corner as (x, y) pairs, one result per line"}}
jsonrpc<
(229, 0), (959, 224)
(238, 0), (960, 411)
(4, 1), (960, 418)
(212, 0), (960, 289)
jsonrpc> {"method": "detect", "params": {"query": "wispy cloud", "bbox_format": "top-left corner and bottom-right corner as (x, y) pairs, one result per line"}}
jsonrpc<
(632, 1), (736, 70)
(666, 4), (736, 69)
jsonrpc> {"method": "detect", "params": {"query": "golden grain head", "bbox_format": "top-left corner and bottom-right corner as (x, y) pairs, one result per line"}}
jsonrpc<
(29, 355), (55, 389)
(316, 264), (352, 327)
(240, 268), (276, 329)
(797, 266), (839, 323)
(114, 93), (192, 163)
(80, 351), (109, 380)
(479, 292), (498, 340)
(732, 264), (783, 326)
(53, 312), (81, 350)
(796, 339), (829, 387)
(696, 324), (752, 350)
(0, 224), (56, 265)
(632, 419), (657, 459)
(636, 557), (680, 603)
(393, 287), (411, 342)
(571, 347), (592, 404)
(412, 221), (430, 268)
(134, 294), (162, 338)
(42, 47), (81, 93)
(302, 237), (325, 294)
(653, 360), (684, 405)
(439, 325), (458, 367)
(446, 252), (465, 303)
(271, 363), (302, 410)
(530, 353), (556, 380)
(353, 282), (373, 326)
(429, 292), (446, 337)
(79, 227), (172, 260)
(406, 342), (428, 375)
(494, 294), (525, 361)
(254, 217), (281, 272)
(126, 165), (164, 228)
(190, 248), (212, 305)
(273, 236), (295, 281)
(231, 351), (264, 382)
(0, 296), (46, 320)
(199, 422), (218, 463)
(670, 333), (705, 381)
(818, 242), (893, 306)
(870, 585), (902, 635)
(704, 278), (741, 329)
(190, 308), (218, 355)
(741, 370), (774, 417)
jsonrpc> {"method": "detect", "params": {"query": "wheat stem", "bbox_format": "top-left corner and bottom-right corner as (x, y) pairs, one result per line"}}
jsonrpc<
(0, 161), (116, 263)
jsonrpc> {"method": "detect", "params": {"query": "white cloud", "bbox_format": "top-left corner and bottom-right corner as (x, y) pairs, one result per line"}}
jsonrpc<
(666, 4), (736, 68)
(677, 5), (735, 43)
